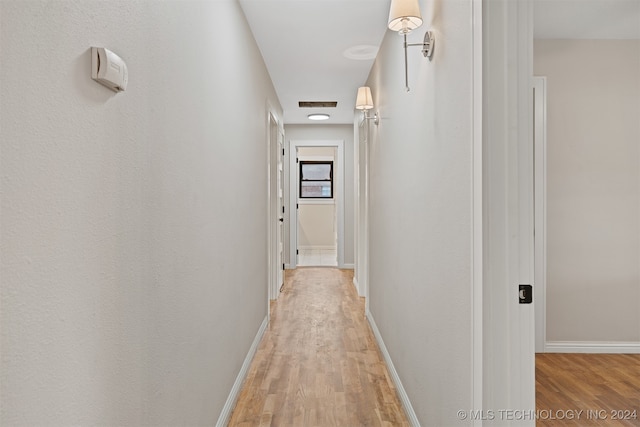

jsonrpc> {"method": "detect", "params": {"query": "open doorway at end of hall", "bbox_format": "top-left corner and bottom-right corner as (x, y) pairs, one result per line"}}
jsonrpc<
(296, 146), (338, 267)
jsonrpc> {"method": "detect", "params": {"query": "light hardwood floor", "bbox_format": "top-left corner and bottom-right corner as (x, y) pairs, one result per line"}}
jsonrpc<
(536, 353), (640, 426)
(228, 268), (409, 427)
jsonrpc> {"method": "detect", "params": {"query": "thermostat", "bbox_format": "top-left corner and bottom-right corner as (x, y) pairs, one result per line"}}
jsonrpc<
(91, 47), (128, 92)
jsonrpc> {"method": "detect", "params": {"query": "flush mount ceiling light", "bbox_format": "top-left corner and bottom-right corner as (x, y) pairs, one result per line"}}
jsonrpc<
(388, 0), (435, 91)
(308, 113), (330, 121)
(355, 86), (379, 126)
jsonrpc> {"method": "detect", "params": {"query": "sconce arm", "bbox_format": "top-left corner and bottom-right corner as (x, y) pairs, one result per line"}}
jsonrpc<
(402, 30), (435, 91)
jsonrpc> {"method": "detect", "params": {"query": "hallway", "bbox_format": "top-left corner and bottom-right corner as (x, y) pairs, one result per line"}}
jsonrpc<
(0, 1), (559, 424)
(228, 268), (409, 426)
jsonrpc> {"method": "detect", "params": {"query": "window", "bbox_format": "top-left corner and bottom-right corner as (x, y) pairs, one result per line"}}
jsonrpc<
(299, 161), (333, 198)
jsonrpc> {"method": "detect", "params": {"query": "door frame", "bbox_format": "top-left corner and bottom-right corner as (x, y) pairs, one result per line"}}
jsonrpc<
(354, 120), (369, 303)
(482, 0), (535, 419)
(277, 127), (285, 292)
(288, 140), (345, 269)
(267, 109), (284, 305)
(471, 0), (483, 418)
(534, 76), (548, 352)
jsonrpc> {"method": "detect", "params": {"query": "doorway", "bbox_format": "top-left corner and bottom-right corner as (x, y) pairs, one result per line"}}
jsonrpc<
(288, 140), (345, 269)
(296, 147), (338, 267)
(533, 9), (640, 354)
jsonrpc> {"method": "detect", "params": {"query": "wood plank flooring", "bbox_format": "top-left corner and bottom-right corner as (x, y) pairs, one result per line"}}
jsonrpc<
(536, 353), (640, 426)
(228, 268), (409, 427)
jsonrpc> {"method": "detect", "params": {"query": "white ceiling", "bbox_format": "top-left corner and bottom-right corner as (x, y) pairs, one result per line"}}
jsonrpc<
(239, 0), (390, 124)
(239, 0), (640, 125)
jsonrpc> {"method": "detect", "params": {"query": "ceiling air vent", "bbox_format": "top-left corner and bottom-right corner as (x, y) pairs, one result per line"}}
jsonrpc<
(298, 101), (338, 108)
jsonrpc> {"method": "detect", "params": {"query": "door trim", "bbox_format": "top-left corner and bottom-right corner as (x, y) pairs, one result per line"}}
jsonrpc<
(288, 140), (345, 268)
(482, 0), (535, 419)
(267, 109), (283, 305)
(354, 119), (369, 301)
(471, 0), (483, 420)
(277, 127), (285, 293)
(534, 76), (548, 352)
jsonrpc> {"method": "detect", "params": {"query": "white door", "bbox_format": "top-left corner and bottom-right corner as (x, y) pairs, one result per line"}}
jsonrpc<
(268, 113), (282, 301)
(277, 129), (285, 290)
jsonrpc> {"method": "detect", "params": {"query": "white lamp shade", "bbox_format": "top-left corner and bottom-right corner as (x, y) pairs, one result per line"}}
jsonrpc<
(355, 86), (374, 110)
(388, 0), (423, 33)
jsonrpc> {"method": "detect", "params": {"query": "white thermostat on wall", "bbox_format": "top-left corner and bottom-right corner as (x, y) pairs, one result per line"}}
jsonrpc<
(91, 47), (128, 92)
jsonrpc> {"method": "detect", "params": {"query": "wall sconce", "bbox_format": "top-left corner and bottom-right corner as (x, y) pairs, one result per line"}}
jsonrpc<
(355, 86), (379, 125)
(388, 0), (435, 91)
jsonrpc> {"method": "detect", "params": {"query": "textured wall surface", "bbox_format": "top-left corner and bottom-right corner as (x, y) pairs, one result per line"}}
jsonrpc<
(364, 0), (474, 424)
(0, 1), (281, 425)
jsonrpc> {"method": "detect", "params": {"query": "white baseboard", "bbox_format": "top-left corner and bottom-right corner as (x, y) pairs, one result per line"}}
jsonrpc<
(216, 316), (268, 427)
(366, 311), (420, 427)
(340, 263), (354, 269)
(352, 276), (360, 294)
(545, 341), (640, 354)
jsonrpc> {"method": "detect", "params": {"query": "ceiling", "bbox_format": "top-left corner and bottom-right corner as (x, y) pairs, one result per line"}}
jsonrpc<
(239, 0), (640, 125)
(239, 0), (390, 124)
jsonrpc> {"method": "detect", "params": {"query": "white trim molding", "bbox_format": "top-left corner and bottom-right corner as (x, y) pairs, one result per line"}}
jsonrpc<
(289, 140), (346, 269)
(545, 341), (640, 354)
(482, 0), (535, 419)
(216, 316), (269, 427)
(366, 311), (420, 427)
(471, 0), (483, 423)
(266, 106), (284, 307)
(352, 276), (359, 292)
(534, 76), (548, 353)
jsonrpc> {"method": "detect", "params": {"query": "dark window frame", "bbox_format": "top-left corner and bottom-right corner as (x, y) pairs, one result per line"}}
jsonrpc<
(299, 160), (334, 199)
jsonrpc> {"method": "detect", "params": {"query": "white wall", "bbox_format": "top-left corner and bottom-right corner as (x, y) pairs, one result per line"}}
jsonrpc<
(0, 1), (281, 425)
(364, 0), (474, 424)
(284, 125), (354, 265)
(535, 40), (640, 342)
(298, 146), (336, 158)
(298, 205), (336, 248)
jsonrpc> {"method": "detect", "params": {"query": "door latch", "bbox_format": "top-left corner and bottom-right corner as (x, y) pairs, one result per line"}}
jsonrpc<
(519, 284), (532, 304)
